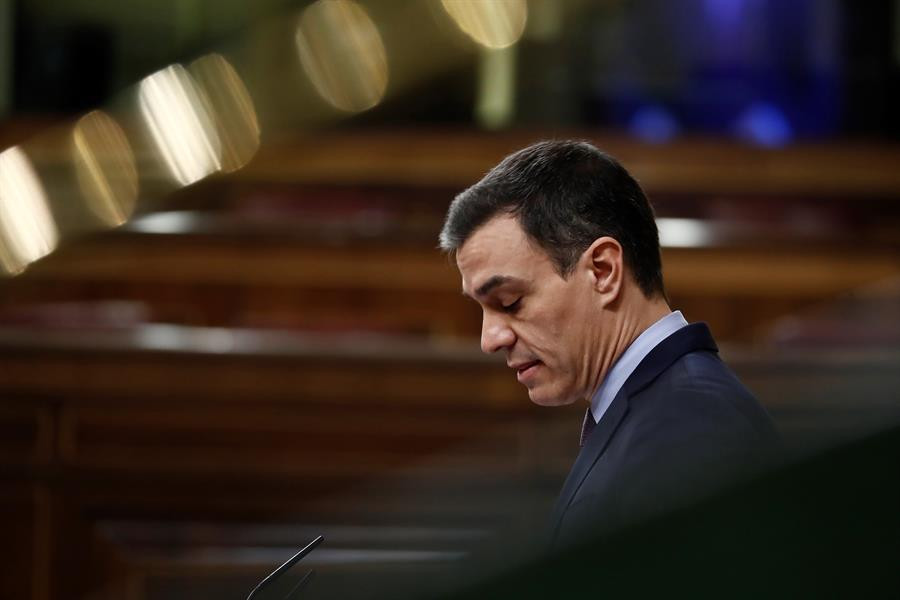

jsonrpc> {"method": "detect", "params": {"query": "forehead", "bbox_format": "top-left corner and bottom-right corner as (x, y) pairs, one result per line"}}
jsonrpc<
(456, 215), (548, 294)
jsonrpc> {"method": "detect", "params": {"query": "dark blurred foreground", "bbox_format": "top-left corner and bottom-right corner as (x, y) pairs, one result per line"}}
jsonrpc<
(443, 423), (900, 599)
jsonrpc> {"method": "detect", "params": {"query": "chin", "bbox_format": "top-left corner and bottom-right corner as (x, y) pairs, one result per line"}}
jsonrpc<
(527, 386), (576, 407)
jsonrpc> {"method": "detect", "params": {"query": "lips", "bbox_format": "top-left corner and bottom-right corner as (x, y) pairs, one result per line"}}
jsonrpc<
(512, 360), (539, 373)
(512, 360), (541, 383)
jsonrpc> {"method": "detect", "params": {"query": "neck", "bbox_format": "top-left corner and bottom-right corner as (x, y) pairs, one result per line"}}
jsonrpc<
(583, 290), (670, 404)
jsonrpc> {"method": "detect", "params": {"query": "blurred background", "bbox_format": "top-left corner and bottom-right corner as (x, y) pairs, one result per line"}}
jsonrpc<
(1, 1), (899, 598)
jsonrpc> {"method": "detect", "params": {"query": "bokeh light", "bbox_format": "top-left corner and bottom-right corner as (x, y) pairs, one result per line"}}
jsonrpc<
(629, 105), (680, 144)
(189, 53), (261, 173)
(138, 64), (222, 186)
(295, 0), (389, 113)
(0, 146), (59, 274)
(441, 0), (528, 49)
(72, 110), (139, 227)
(734, 101), (794, 148)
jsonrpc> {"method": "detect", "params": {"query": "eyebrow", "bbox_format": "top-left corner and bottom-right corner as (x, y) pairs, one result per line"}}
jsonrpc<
(466, 275), (519, 299)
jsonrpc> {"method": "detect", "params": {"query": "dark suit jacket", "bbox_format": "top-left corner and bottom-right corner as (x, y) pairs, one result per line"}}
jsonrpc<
(549, 323), (779, 549)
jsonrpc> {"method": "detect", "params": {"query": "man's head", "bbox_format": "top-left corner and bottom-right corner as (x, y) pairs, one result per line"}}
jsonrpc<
(440, 140), (667, 406)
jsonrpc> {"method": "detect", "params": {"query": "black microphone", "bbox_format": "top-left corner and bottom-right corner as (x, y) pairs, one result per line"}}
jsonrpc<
(246, 535), (324, 600)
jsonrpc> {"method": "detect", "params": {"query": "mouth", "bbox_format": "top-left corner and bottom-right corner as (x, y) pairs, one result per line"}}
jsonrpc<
(513, 360), (542, 383)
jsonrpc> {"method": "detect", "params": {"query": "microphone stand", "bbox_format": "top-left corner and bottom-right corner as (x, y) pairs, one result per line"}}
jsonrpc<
(246, 535), (324, 600)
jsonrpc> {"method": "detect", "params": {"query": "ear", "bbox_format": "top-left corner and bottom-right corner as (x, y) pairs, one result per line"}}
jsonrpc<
(583, 236), (623, 306)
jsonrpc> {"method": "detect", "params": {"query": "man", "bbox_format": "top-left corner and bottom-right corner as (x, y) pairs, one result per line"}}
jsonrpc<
(439, 140), (778, 549)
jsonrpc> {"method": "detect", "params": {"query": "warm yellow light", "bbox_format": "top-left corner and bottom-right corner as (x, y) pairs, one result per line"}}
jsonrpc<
(476, 46), (516, 129)
(189, 53), (260, 173)
(295, 0), (389, 113)
(441, 0), (528, 49)
(0, 146), (59, 274)
(72, 110), (138, 227)
(138, 64), (222, 186)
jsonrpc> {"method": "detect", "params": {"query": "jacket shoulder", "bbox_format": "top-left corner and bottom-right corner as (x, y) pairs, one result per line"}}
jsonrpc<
(658, 350), (777, 439)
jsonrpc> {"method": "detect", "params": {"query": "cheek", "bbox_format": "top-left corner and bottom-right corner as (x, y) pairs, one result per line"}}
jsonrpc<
(520, 283), (588, 364)
(518, 318), (560, 358)
(537, 315), (590, 381)
(525, 319), (577, 367)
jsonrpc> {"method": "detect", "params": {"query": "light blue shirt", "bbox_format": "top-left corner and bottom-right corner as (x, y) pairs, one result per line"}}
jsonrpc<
(590, 311), (689, 424)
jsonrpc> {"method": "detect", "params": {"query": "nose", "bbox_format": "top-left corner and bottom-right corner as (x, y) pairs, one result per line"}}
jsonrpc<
(480, 311), (516, 354)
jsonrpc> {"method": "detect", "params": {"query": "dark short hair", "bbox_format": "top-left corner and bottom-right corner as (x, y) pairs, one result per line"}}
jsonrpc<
(439, 140), (665, 298)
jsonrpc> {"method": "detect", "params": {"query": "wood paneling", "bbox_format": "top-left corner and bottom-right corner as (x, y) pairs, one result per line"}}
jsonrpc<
(4, 232), (898, 344)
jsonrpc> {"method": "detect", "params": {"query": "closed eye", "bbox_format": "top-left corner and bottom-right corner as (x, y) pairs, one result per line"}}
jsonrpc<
(502, 298), (522, 313)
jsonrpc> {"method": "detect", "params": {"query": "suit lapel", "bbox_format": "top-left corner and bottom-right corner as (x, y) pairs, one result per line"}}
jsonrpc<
(549, 391), (629, 531)
(548, 323), (719, 537)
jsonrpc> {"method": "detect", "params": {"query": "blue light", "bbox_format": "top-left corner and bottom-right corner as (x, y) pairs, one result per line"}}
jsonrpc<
(629, 105), (680, 144)
(734, 102), (794, 147)
(703, 0), (745, 32)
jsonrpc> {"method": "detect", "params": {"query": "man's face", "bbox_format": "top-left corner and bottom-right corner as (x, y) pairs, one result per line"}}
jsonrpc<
(457, 215), (600, 406)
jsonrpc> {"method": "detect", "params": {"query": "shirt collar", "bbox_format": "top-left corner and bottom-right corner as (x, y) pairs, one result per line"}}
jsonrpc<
(590, 310), (689, 424)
